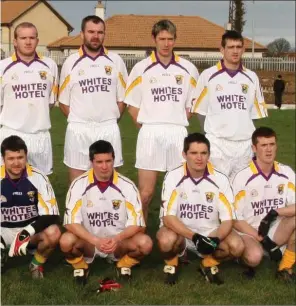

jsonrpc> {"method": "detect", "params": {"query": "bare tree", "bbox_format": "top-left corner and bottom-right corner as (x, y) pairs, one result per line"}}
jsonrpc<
(232, 0), (246, 33)
(267, 38), (291, 56)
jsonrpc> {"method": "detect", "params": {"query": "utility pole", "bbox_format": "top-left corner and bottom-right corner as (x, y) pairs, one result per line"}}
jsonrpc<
(226, 1), (235, 30)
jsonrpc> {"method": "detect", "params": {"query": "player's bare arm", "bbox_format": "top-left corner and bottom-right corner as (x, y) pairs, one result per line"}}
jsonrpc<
(59, 103), (70, 118)
(234, 220), (262, 241)
(65, 224), (103, 249)
(117, 101), (126, 120)
(128, 105), (142, 128)
(163, 215), (194, 240)
(114, 225), (143, 242)
(276, 204), (295, 217)
(209, 220), (232, 240)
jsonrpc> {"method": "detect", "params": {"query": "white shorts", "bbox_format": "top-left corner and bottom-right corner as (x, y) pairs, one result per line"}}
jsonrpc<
(64, 121), (123, 170)
(1, 227), (22, 246)
(0, 127), (53, 175)
(84, 248), (118, 264)
(206, 134), (252, 182)
(136, 124), (187, 172)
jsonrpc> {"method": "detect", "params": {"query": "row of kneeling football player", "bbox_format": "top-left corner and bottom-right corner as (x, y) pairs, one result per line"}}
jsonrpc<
(1, 128), (295, 285)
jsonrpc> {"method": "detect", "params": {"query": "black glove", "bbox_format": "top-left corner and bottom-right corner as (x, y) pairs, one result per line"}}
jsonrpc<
(261, 236), (282, 262)
(258, 209), (278, 237)
(192, 233), (220, 255)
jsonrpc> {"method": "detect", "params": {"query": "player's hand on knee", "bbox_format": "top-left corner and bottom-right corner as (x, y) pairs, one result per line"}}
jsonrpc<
(8, 226), (34, 257)
(192, 233), (220, 255)
(258, 209), (278, 237)
(261, 236), (282, 262)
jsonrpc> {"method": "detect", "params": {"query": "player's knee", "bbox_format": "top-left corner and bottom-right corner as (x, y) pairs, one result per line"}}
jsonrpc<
(59, 232), (78, 253)
(157, 230), (177, 253)
(243, 248), (263, 267)
(228, 237), (245, 257)
(44, 225), (61, 247)
(136, 234), (153, 255)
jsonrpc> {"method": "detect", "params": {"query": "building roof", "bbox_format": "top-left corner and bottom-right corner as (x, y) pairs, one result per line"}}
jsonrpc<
(1, 0), (73, 31)
(47, 14), (266, 51)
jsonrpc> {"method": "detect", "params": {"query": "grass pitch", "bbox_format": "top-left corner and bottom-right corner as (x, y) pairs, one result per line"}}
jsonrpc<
(1, 109), (295, 305)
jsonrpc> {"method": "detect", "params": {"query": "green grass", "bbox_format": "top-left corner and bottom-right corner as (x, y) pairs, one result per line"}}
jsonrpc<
(1, 109), (295, 305)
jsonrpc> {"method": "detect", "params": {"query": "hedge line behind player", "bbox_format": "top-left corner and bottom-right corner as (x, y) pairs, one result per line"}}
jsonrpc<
(1, 128), (295, 284)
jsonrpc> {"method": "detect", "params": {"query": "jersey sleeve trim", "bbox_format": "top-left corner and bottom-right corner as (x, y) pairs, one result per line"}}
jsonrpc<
(167, 189), (178, 214)
(234, 190), (246, 210)
(71, 199), (82, 223)
(192, 87), (208, 112)
(125, 76), (142, 98)
(125, 201), (137, 225)
(288, 182), (295, 192)
(59, 75), (70, 97)
(254, 96), (263, 118)
(190, 76), (197, 88)
(219, 192), (233, 218)
(118, 72), (126, 89)
(38, 193), (49, 215)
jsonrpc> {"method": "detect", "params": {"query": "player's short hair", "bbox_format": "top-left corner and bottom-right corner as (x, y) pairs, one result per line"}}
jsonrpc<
(221, 30), (244, 47)
(278, 74), (282, 78)
(89, 140), (115, 161)
(152, 19), (177, 39)
(1, 135), (28, 157)
(183, 133), (210, 154)
(81, 15), (105, 32)
(252, 127), (277, 145)
(14, 22), (38, 39)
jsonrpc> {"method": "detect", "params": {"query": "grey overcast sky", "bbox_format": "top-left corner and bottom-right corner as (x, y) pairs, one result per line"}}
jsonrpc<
(50, 1), (295, 47)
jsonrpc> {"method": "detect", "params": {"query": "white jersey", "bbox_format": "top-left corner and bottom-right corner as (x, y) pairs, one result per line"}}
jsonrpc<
(58, 46), (128, 124)
(124, 51), (199, 126)
(1, 164), (59, 229)
(64, 169), (145, 238)
(191, 60), (267, 140)
(232, 159), (295, 230)
(161, 162), (234, 236)
(0, 53), (58, 133)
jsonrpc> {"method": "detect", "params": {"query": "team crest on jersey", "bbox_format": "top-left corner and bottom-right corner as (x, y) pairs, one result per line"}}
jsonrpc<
(149, 77), (157, 84)
(241, 84), (249, 94)
(78, 69), (85, 76)
(251, 189), (258, 197)
(11, 73), (18, 80)
(277, 184), (284, 195)
(175, 75), (183, 85)
(39, 71), (47, 80)
(112, 200), (122, 210)
(104, 66), (112, 75)
(180, 192), (188, 200)
(0, 195), (7, 203)
(216, 84), (223, 91)
(87, 200), (93, 207)
(205, 192), (214, 203)
(27, 191), (35, 202)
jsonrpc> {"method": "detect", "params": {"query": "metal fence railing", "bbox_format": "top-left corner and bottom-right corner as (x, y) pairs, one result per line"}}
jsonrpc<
(2, 50), (296, 72)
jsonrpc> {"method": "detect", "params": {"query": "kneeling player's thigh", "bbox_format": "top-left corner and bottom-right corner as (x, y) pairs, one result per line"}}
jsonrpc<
(241, 235), (263, 261)
(156, 227), (183, 246)
(118, 232), (152, 252)
(64, 124), (91, 171)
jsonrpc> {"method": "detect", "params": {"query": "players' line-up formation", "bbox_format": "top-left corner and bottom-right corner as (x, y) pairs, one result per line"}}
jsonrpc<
(1, 129), (295, 285)
(0, 15), (295, 286)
